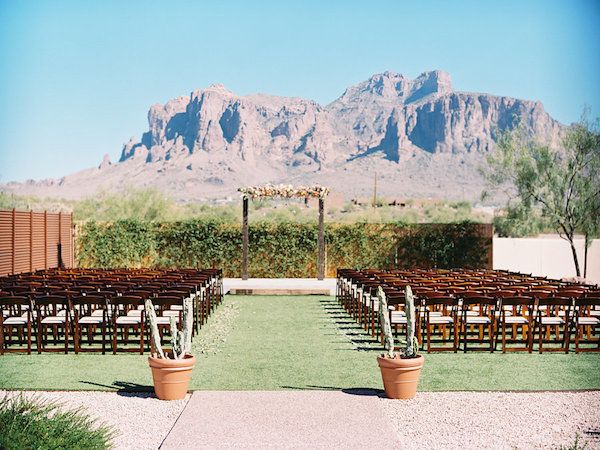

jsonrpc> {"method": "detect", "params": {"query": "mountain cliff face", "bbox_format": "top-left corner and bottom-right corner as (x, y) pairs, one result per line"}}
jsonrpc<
(2, 70), (563, 201)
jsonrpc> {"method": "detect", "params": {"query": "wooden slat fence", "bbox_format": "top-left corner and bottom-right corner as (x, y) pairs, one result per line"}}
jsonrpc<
(0, 209), (74, 276)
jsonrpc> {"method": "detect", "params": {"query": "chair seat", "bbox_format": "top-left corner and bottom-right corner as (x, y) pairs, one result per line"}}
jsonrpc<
(577, 317), (600, 326)
(155, 316), (180, 325)
(3, 317), (28, 325)
(539, 316), (564, 325)
(502, 316), (529, 324)
(465, 316), (491, 325)
(41, 316), (66, 325)
(126, 310), (144, 317)
(91, 310), (106, 317)
(116, 316), (141, 325)
(163, 310), (181, 317)
(78, 316), (104, 324)
(428, 316), (453, 325)
(391, 311), (407, 324)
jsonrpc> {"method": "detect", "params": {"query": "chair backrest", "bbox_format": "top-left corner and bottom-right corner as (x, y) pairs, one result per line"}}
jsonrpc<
(109, 295), (143, 306)
(148, 296), (183, 310)
(574, 296), (600, 323)
(71, 294), (107, 307)
(575, 297), (600, 309)
(423, 296), (457, 306)
(34, 295), (69, 307)
(537, 297), (573, 318)
(498, 296), (534, 307)
(462, 295), (496, 306)
(537, 296), (572, 307)
(0, 296), (31, 308)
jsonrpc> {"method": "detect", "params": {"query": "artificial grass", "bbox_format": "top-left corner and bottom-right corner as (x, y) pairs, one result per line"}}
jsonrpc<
(0, 295), (598, 392)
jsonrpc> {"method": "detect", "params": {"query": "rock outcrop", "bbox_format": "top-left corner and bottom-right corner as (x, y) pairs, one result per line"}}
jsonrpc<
(2, 70), (563, 201)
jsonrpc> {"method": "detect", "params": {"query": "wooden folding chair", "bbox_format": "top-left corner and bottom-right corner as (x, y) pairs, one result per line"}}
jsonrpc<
(533, 297), (572, 353)
(495, 296), (534, 353)
(34, 295), (71, 354)
(422, 296), (459, 353)
(71, 295), (109, 354)
(573, 297), (600, 353)
(109, 296), (145, 354)
(460, 296), (497, 352)
(0, 296), (33, 354)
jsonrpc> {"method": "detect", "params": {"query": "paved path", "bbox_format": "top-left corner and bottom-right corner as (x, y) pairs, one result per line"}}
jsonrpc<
(160, 390), (398, 449)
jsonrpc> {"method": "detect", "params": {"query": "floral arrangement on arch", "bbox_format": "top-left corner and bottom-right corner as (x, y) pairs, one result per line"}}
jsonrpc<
(238, 183), (330, 199)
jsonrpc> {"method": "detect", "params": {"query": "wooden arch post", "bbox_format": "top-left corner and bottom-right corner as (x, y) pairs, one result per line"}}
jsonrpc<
(317, 198), (325, 280)
(242, 196), (249, 280)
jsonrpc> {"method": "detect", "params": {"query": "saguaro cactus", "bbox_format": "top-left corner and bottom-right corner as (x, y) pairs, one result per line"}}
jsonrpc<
(378, 285), (419, 358)
(145, 296), (194, 359)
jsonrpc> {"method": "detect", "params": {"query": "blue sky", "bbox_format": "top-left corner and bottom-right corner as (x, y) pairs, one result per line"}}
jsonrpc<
(0, 0), (599, 182)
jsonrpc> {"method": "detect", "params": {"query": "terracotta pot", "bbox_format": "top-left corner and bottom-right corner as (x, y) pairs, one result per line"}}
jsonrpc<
(377, 354), (424, 399)
(148, 354), (196, 400)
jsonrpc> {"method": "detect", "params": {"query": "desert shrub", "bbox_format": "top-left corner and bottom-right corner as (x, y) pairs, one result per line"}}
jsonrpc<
(0, 395), (114, 450)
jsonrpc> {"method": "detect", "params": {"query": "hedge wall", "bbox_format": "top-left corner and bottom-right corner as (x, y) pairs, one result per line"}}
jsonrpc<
(76, 220), (492, 277)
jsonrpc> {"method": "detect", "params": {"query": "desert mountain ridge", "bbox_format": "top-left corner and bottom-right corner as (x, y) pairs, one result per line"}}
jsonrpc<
(2, 70), (563, 202)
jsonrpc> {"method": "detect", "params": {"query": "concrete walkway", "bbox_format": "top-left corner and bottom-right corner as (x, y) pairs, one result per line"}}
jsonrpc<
(160, 390), (398, 449)
(223, 278), (337, 295)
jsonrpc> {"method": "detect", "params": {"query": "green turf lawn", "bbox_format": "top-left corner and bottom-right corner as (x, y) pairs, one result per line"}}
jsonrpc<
(0, 295), (598, 392)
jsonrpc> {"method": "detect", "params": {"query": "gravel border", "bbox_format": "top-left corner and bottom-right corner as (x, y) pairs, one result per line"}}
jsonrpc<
(380, 391), (600, 449)
(1, 390), (189, 450)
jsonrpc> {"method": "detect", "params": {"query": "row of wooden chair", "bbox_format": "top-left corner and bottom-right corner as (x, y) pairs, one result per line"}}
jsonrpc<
(337, 268), (599, 353)
(0, 268), (222, 354)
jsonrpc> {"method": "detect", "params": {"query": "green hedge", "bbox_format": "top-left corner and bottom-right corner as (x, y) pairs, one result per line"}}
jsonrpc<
(76, 220), (491, 277)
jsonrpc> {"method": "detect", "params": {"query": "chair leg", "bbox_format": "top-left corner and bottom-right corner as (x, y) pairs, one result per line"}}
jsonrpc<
(453, 321), (458, 353)
(564, 324), (571, 354)
(74, 323), (80, 354)
(64, 322), (69, 354)
(139, 321), (145, 355)
(426, 322), (431, 353)
(37, 322), (43, 354)
(101, 322), (106, 355)
(112, 323), (117, 354)
(27, 321), (32, 355)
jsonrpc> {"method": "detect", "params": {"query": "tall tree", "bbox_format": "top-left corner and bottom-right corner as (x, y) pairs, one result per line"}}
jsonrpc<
(484, 116), (600, 277)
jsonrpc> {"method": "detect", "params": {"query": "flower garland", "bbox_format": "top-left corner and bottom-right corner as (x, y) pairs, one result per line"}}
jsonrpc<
(238, 183), (330, 199)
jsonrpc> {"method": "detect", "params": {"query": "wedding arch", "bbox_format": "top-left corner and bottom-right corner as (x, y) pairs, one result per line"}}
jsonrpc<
(238, 184), (330, 280)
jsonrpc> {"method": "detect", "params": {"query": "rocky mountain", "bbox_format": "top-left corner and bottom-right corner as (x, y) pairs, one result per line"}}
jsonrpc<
(2, 70), (563, 202)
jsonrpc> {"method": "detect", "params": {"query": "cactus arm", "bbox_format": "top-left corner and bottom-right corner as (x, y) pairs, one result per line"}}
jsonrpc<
(181, 297), (193, 356)
(144, 299), (165, 359)
(402, 285), (419, 358)
(169, 315), (181, 359)
(377, 286), (395, 358)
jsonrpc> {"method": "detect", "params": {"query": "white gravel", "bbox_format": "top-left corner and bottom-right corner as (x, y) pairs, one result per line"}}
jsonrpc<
(1, 390), (189, 450)
(380, 391), (600, 449)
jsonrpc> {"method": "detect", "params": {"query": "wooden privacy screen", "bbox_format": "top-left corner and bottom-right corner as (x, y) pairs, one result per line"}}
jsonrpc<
(0, 209), (74, 276)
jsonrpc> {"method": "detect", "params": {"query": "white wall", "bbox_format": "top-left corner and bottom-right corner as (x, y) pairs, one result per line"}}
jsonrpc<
(493, 236), (600, 284)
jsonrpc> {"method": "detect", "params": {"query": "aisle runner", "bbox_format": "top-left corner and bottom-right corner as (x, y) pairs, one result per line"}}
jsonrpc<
(160, 390), (399, 449)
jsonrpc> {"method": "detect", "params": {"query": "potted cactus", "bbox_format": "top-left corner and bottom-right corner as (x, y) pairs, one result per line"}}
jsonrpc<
(145, 298), (196, 400)
(376, 285), (424, 399)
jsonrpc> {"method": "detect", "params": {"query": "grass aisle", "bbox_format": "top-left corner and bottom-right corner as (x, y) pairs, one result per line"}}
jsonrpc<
(191, 296), (600, 391)
(0, 295), (598, 391)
